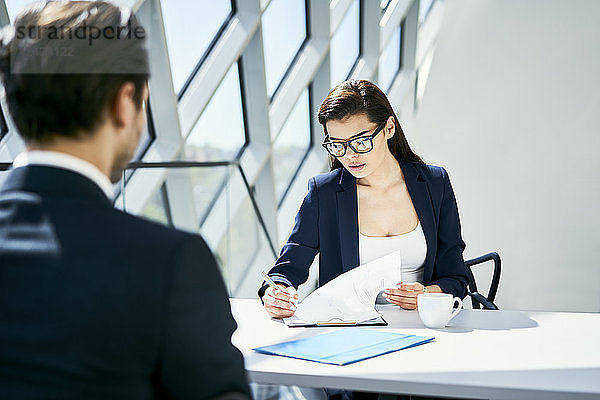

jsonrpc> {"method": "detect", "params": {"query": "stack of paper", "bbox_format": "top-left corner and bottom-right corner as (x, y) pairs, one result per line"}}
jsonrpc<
(284, 250), (402, 326)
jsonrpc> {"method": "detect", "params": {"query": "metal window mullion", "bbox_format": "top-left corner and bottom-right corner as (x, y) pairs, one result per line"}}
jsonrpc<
(376, 0), (420, 113)
(329, 0), (354, 38)
(388, 0), (419, 126)
(240, 28), (271, 147)
(177, 10), (260, 141)
(251, 161), (279, 250)
(401, 0), (419, 73)
(163, 168), (198, 233)
(115, 0), (183, 211)
(380, 0), (413, 52)
(276, 148), (328, 245)
(122, 2), (260, 222)
(268, 0), (329, 140)
(277, 55), (330, 207)
(351, 0), (380, 82)
(137, 0), (182, 156)
(416, 0), (445, 68)
(268, 38), (328, 140)
(238, 23), (278, 246)
(310, 52), (331, 144)
(260, 0), (272, 12)
(199, 167), (246, 250)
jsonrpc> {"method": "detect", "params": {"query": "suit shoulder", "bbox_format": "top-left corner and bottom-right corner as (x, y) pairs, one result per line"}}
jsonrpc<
(311, 168), (342, 189)
(418, 163), (448, 181)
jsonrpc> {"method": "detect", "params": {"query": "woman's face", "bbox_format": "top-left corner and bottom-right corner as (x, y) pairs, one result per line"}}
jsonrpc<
(324, 113), (394, 179)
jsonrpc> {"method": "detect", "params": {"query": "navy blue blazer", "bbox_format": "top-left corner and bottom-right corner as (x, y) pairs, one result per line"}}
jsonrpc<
(0, 166), (250, 399)
(260, 159), (469, 299)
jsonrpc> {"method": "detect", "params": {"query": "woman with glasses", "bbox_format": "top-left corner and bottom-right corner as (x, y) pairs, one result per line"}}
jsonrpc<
(259, 79), (468, 319)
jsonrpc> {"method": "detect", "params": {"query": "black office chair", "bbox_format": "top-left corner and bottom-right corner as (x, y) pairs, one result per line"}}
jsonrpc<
(464, 252), (501, 310)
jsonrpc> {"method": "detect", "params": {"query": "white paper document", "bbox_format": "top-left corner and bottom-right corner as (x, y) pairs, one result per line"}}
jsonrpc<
(284, 250), (402, 326)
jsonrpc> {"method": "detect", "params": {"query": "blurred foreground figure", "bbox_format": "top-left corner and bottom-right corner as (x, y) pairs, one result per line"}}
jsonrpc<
(0, 2), (249, 399)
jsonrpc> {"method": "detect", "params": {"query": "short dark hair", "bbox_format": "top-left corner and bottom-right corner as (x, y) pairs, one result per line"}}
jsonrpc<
(317, 79), (423, 170)
(0, 1), (150, 144)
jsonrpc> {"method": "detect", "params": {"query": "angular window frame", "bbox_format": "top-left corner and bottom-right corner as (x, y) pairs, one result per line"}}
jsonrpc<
(183, 60), (249, 164)
(330, 0), (362, 87)
(171, 0), (237, 100)
(263, 0), (311, 102)
(193, 59), (249, 228)
(276, 84), (314, 208)
(379, 20), (405, 92)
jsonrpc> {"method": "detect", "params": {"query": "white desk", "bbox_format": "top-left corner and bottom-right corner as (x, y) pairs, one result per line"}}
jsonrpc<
(231, 298), (600, 400)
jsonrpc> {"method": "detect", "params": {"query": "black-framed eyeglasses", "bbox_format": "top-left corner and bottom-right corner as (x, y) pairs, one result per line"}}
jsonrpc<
(321, 123), (385, 157)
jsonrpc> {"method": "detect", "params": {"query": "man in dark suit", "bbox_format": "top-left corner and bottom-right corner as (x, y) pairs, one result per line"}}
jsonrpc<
(0, 2), (249, 399)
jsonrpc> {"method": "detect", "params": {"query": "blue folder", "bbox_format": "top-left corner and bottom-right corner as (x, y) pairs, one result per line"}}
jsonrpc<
(253, 329), (434, 366)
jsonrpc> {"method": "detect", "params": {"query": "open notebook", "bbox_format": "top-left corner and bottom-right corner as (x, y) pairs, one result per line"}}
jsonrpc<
(283, 250), (401, 327)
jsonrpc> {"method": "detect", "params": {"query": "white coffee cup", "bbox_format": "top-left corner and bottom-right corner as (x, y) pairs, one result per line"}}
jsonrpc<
(417, 293), (462, 328)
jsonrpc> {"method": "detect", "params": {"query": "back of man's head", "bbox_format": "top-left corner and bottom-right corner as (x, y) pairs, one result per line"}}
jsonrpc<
(0, 1), (150, 144)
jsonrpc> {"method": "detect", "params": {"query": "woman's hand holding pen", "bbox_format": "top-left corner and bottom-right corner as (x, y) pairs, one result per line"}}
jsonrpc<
(383, 282), (442, 310)
(263, 284), (298, 318)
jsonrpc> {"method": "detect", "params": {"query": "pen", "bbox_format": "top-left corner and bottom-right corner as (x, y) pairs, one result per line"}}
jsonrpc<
(261, 270), (297, 307)
(261, 270), (280, 292)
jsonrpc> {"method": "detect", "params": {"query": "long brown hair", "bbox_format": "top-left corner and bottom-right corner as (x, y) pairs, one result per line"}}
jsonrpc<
(317, 79), (423, 170)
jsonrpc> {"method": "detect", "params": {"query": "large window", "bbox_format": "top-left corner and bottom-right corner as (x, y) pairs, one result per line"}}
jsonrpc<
(272, 89), (311, 203)
(183, 62), (246, 162)
(379, 23), (403, 92)
(330, 0), (360, 88)
(182, 62), (246, 226)
(261, 0), (307, 98)
(161, 0), (233, 96)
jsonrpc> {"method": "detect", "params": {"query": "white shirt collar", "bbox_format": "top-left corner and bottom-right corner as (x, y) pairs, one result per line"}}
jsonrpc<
(13, 151), (114, 198)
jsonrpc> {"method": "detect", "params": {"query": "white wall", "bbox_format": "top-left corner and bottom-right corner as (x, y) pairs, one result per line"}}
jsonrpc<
(411, 0), (600, 312)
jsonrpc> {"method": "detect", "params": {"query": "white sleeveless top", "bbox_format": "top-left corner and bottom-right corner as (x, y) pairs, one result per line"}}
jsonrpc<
(358, 222), (427, 284)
